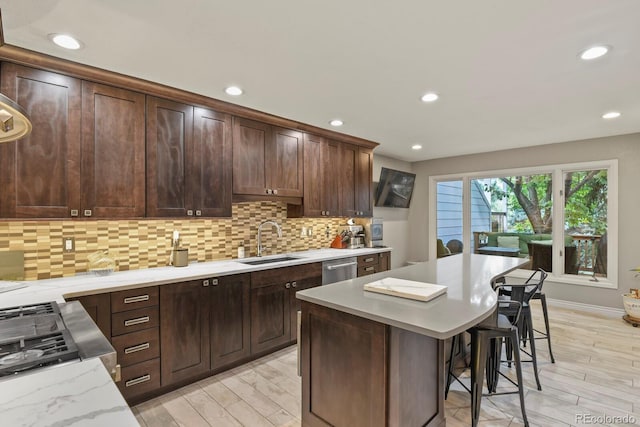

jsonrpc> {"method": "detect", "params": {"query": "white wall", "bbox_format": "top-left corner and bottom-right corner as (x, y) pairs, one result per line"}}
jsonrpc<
(409, 133), (640, 309)
(372, 155), (414, 269)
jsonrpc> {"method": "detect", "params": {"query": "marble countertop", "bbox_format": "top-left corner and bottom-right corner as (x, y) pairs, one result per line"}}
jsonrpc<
(0, 247), (391, 308)
(297, 253), (528, 339)
(0, 246), (390, 425)
(0, 358), (139, 427)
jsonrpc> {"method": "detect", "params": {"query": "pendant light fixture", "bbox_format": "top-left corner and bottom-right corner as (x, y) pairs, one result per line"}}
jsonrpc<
(0, 93), (32, 143)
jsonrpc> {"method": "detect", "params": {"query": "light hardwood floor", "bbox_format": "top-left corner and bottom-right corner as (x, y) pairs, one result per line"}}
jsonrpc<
(133, 302), (640, 427)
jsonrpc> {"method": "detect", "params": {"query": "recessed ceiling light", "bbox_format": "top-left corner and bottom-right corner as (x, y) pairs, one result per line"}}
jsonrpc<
(225, 86), (243, 96)
(602, 111), (621, 119)
(580, 45), (609, 60)
(49, 34), (82, 50)
(329, 119), (343, 127)
(411, 144), (423, 150)
(421, 92), (439, 103)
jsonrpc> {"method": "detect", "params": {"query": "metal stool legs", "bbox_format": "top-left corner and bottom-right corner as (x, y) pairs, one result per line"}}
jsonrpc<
(520, 309), (542, 391)
(535, 292), (555, 363)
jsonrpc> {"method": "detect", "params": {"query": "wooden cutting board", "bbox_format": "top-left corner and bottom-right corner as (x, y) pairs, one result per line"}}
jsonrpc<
(364, 277), (447, 302)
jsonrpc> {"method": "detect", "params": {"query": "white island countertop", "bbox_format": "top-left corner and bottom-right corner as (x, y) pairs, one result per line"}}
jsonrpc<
(297, 253), (528, 339)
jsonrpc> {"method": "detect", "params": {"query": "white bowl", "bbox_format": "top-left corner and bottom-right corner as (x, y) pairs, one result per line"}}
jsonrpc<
(622, 294), (640, 320)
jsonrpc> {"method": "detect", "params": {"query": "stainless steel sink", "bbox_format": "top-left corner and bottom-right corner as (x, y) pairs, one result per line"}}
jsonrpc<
(239, 256), (300, 266)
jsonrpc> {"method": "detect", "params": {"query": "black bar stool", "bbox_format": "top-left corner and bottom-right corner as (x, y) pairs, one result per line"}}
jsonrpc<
(445, 289), (529, 427)
(531, 290), (555, 363)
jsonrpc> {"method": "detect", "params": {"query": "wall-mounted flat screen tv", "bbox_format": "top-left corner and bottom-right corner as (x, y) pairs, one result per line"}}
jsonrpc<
(374, 167), (416, 208)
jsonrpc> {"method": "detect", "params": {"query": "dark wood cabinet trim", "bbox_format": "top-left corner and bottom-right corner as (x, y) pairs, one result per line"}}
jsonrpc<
(0, 45), (378, 150)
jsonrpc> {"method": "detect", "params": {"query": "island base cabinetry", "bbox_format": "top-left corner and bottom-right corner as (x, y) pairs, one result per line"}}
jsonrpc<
(300, 301), (445, 427)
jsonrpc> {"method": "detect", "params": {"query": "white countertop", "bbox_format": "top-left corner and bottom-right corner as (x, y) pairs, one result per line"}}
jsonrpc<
(0, 247), (391, 308)
(297, 253), (527, 339)
(0, 246), (390, 425)
(0, 358), (138, 427)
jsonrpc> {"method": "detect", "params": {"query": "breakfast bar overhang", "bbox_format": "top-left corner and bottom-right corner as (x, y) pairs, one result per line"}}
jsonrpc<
(297, 253), (528, 427)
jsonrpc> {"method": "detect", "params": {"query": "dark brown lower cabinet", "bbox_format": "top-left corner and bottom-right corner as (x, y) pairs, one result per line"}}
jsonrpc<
(160, 279), (211, 386)
(68, 293), (111, 338)
(211, 273), (251, 370)
(301, 301), (445, 427)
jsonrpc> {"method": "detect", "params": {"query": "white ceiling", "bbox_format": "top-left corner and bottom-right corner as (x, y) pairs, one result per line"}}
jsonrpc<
(1, 1), (639, 162)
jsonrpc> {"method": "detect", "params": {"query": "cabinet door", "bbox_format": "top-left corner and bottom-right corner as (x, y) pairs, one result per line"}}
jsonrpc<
(356, 147), (374, 217)
(267, 127), (303, 197)
(302, 134), (324, 217)
(378, 251), (391, 272)
(160, 279), (210, 385)
(251, 282), (291, 354)
(81, 81), (145, 218)
(340, 143), (358, 217)
(324, 140), (341, 216)
(0, 63), (81, 218)
(289, 276), (321, 341)
(192, 107), (232, 217)
(146, 96), (193, 217)
(211, 274), (250, 370)
(232, 117), (269, 195)
(70, 293), (111, 338)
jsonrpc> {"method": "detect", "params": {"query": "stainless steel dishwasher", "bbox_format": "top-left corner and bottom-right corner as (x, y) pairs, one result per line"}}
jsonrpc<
(321, 257), (358, 285)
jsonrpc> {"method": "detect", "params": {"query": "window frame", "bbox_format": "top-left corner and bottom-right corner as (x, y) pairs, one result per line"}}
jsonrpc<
(429, 159), (618, 289)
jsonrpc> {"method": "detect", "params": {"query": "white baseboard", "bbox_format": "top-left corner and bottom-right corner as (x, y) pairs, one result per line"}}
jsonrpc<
(546, 298), (625, 318)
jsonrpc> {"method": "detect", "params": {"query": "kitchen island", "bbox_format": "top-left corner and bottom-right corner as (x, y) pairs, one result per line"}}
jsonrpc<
(297, 253), (527, 427)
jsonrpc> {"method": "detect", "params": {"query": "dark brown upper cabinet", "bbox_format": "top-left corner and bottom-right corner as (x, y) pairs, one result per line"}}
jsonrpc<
(81, 81), (146, 218)
(232, 117), (303, 198)
(300, 134), (340, 217)
(340, 143), (373, 217)
(146, 97), (231, 217)
(0, 63), (81, 218)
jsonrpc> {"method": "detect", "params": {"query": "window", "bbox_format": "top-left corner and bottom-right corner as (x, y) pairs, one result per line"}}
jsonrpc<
(430, 160), (617, 288)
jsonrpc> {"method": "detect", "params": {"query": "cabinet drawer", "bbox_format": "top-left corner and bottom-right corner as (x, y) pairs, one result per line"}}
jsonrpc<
(111, 306), (159, 336)
(117, 357), (160, 400)
(111, 327), (159, 367)
(251, 263), (322, 288)
(111, 287), (158, 313)
(358, 265), (377, 277)
(357, 254), (379, 268)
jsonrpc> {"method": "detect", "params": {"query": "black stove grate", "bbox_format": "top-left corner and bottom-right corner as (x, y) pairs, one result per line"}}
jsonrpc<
(0, 302), (60, 321)
(0, 329), (79, 377)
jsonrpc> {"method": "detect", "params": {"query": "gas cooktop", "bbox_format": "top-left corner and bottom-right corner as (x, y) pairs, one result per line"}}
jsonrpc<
(0, 302), (80, 378)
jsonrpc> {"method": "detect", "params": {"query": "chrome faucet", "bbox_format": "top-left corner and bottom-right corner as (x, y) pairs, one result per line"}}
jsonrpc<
(257, 220), (282, 257)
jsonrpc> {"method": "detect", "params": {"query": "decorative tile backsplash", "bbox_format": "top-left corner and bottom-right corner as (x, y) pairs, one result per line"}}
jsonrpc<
(0, 202), (346, 280)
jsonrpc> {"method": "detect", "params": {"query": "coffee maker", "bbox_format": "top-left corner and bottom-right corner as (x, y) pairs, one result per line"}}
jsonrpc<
(337, 224), (365, 249)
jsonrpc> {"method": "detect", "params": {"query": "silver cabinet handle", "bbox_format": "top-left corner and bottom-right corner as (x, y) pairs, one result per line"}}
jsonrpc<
(266, 189), (272, 194)
(70, 209), (79, 217)
(285, 282), (291, 289)
(187, 210), (194, 216)
(203, 280), (210, 287)
(364, 257), (374, 263)
(125, 374), (151, 387)
(84, 209), (92, 217)
(273, 189), (278, 195)
(292, 281), (297, 288)
(212, 278), (219, 286)
(124, 316), (150, 327)
(195, 210), (202, 216)
(124, 342), (150, 354)
(124, 295), (149, 304)
(326, 261), (357, 270)
(365, 266), (375, 272)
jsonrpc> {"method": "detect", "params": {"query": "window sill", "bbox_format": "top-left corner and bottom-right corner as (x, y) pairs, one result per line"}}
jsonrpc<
(504, 268), (617, 290)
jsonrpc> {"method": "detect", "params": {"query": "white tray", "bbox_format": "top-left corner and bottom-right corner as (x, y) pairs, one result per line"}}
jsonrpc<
(364, 277), (447, 302)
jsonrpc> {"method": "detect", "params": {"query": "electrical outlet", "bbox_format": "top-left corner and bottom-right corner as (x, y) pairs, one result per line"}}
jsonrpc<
(301, 226), (307, 237)
(63, 237), (75, 253)
(307, 227), (313, 236)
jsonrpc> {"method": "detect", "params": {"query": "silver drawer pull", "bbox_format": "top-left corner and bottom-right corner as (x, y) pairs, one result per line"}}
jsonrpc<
(365, 266), (375, 272)
(124, 316), (150, 327)
(125, 374), (151, 387)
(364, 257), (374, 263)
(124, 342), (150, 354)
(326, 261), (357, 270)
(124, 295), (149, 304)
